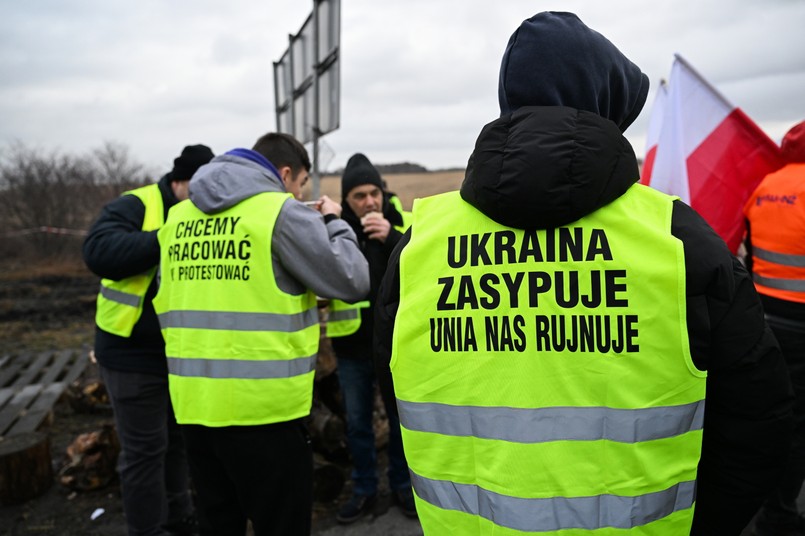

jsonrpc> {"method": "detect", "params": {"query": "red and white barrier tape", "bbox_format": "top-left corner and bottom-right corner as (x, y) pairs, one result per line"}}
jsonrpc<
(2, 226), (88, 237)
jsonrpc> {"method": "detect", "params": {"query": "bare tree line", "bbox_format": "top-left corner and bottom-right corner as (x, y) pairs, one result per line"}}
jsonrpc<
(0, 141), (154, 260)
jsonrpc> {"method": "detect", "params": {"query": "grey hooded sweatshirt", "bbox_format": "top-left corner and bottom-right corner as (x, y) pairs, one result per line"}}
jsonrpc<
(188, 153), (369, 301)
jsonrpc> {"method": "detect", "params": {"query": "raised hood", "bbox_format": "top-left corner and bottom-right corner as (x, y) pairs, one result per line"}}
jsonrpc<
(460, 106), (641, 230)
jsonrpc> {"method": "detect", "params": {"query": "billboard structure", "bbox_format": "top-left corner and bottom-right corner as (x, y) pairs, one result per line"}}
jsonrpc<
(273, 0), (340, 197)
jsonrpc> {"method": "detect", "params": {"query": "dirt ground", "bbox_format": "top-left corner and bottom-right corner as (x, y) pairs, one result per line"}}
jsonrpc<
(0, 373), (417, 536)
(0, 261), (119, 535)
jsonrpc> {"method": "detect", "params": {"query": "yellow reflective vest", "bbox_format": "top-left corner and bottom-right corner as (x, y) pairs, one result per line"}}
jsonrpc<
(393, 185), (706, 535)
(153, 192), (319, 426)
(389, 194), (412, 232)
(95, 183), (164, 337)
(326, 299), (370, 338)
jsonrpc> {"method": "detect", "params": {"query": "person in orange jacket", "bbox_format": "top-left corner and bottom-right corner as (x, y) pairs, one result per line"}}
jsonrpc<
(744, 119), (805, 536)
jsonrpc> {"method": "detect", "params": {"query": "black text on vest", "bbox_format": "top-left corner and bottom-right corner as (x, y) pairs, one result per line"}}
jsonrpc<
(427, 227), (640, 355)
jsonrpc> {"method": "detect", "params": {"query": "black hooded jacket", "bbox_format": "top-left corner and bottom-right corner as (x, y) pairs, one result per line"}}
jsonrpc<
(374, 106), (793, 534)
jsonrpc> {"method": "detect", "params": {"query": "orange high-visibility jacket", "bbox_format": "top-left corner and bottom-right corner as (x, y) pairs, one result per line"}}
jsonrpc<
(744, 163), (805, 303)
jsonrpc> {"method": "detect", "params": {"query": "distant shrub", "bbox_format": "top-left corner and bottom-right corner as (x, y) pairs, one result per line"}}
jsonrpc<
(330, 161), (429, 175)
(0, 141), (152, 262)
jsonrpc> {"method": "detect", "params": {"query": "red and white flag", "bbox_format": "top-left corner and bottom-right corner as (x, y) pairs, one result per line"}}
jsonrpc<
(639, 79), (667, 186)
(640, 54), (783, 253)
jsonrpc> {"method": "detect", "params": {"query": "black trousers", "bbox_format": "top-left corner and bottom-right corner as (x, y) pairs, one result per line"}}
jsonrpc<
(101, 366), (193, 536)
(182, 419), (313, 536)
(758, 314), (805, 521)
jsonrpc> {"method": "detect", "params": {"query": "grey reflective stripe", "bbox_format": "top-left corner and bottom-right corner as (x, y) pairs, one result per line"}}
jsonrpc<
(397, 399), (704, 444)
(99, 284), (142, 308)
(329, 309), (360, 322)
(754, 274), (805, 292)
(765, 313), (805, 335)
(158, 308), (319, 332)
(411, 471), (696, 532)
(167, 354), (316, 379)
(754, 246), (805, 268)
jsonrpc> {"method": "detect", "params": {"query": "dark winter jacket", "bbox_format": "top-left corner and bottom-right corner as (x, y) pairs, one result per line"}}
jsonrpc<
(82, 174), (179, 375)
(332, 196), (403, 360)
(374, 106), (793, 535)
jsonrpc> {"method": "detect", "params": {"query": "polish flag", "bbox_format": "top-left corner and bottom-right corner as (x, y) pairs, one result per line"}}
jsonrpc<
(639, 79), (667, 186)
(641, 54), (783, 253)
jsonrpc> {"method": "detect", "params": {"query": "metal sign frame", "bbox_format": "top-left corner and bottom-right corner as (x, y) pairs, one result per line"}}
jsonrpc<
(273, 0), (340, 198)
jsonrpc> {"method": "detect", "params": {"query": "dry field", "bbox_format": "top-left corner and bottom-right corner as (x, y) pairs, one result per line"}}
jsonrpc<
(314, 170), (466, 210)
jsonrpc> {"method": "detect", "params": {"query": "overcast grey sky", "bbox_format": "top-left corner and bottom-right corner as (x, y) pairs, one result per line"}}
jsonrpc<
(1, 1), (804, 174)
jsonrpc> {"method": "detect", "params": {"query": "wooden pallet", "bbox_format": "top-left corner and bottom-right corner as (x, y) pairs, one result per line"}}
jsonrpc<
(0, 350), (88, 439)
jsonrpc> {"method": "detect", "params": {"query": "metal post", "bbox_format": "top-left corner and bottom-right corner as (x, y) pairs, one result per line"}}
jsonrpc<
(286, 33), (296, 145)
(272, 61), (281, 134)
(311, 0), (321, 199)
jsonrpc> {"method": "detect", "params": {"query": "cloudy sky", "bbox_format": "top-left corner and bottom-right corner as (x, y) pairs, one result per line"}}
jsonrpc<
(2, 1), (804, 175)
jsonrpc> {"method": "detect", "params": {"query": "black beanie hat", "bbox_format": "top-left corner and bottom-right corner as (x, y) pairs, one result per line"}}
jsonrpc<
(498, 11), (649, 132)
(341, 153), (383, 196)
(170, 144), (215, 182)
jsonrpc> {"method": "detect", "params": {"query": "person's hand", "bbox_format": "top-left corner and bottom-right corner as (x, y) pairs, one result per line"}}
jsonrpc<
(317, 195), (341, 218)
(361, 211), (391, 242)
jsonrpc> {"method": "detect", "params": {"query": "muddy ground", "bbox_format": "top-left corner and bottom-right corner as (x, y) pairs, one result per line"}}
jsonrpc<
(0, 262), (422, 535)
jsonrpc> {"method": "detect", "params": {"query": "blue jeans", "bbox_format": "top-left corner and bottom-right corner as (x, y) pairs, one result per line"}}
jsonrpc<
(337, 357), (410, 497)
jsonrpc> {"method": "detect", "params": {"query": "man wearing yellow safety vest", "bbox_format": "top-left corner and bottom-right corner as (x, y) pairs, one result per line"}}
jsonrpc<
(374, 12), (793, 536)
(153, 133), (369, 535)
(744, 120), (805, 536)
(327, 153), (415, 523)
(84, 144), (214, 536)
